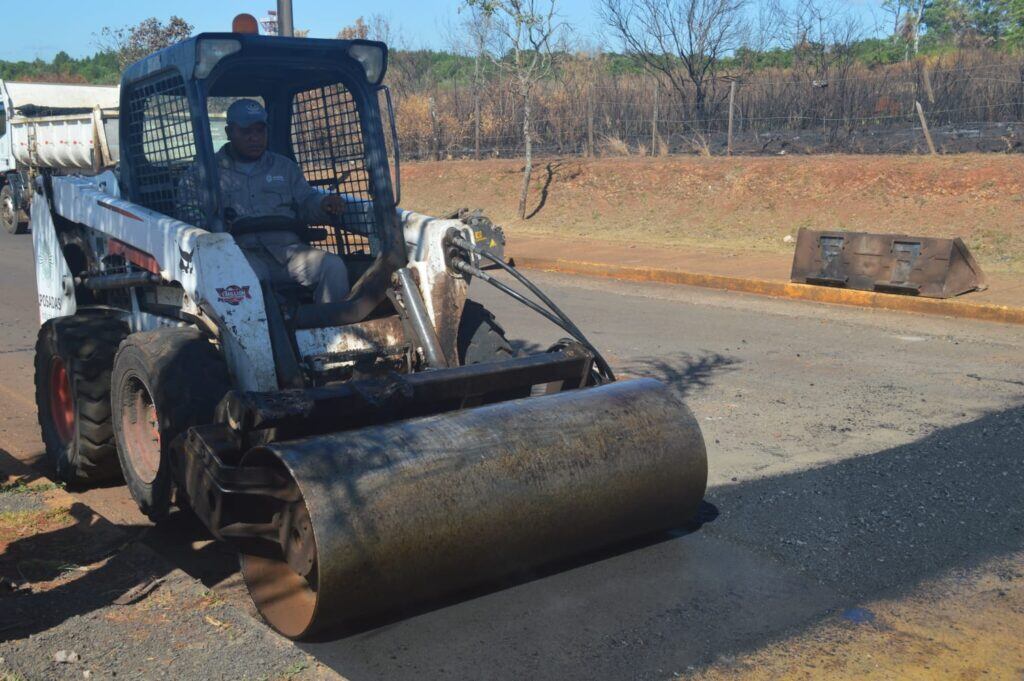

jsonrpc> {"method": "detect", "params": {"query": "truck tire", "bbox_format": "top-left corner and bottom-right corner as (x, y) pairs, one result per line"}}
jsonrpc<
(457, 300), (517, 366)
(111, 328), (230, 522)
(34, 312), (130, 486)
(1, 185), (27, 235)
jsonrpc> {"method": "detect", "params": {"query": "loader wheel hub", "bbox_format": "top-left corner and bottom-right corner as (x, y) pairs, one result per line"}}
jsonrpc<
(282, 501), (316, 579)
(48, 358), (74, 444)
(120, 376), (161, 484)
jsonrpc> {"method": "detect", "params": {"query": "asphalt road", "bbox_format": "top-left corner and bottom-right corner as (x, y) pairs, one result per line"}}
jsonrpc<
(1, 228), (1022, 679)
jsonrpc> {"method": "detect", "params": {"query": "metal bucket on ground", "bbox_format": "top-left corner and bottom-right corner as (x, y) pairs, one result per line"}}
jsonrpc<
(790, 228), (987, 298)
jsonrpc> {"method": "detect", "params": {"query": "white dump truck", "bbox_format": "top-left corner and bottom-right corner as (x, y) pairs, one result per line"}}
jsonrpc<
(0, 80), (120, 233)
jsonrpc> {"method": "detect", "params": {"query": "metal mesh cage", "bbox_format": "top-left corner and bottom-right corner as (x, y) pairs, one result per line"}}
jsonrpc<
(124, 72), (206, 227)
(291, 83), (378, 256)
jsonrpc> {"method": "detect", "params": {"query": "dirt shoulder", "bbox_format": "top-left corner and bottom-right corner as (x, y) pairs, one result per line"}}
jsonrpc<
(0, 456), (340, 681)
(402, 154), (1024, 275)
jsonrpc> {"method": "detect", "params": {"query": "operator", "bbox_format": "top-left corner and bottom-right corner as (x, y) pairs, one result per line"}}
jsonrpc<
(216, 98), (350, 304)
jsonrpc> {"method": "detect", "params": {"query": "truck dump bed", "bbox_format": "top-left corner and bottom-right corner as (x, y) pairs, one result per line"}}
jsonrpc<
(3, 81), (120, 172)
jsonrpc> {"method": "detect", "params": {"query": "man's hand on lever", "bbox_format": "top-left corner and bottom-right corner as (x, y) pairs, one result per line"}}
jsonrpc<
(321, 194), (345, 216)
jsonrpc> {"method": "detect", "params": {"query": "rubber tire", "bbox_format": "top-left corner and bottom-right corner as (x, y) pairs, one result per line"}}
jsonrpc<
(34, 313), (130, 486)
(457, 300), (517, 366)
(111, 328), (230, 522)
(2, 185), (28, 235)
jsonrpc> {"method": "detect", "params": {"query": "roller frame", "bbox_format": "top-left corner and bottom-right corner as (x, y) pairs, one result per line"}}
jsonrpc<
(175, 346), (595, 551)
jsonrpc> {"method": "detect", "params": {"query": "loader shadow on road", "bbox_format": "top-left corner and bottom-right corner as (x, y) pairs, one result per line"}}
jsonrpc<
(303, 402), (1024, 681)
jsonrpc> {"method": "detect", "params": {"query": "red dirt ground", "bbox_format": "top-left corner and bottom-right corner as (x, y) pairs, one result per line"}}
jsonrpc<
(401, 154), (1024, 274)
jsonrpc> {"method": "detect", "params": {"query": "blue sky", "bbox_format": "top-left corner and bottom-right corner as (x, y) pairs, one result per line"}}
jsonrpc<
(3, 0), (886, 62)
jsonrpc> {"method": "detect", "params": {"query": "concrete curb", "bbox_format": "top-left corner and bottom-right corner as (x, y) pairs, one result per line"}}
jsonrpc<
(514, 256), (1024, 326)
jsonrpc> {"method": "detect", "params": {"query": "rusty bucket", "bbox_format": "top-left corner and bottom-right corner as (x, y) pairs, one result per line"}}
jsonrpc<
(790, 228), (987, 298)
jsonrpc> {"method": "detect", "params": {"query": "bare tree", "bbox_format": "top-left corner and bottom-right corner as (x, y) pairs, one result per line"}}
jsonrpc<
(780, 0), (864, 142)
(466, 0), (562, 218)
(98, 16), (194, 70)
(454, 5), (495, 160)
(338, 15), (394, 42)
(599, 0), (754, 133)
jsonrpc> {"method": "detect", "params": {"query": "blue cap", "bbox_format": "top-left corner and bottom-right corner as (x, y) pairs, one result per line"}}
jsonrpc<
(226, 99), (267, 127)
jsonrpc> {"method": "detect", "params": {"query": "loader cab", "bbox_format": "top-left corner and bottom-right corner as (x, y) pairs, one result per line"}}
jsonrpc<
(117, 33), (401, 267)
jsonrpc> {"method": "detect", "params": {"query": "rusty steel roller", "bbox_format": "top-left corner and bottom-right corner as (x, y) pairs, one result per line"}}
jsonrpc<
(239, 378), (707, 639)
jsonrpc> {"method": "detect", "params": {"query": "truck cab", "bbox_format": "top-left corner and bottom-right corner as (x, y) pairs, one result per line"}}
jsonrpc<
(0, 80), (13, 174)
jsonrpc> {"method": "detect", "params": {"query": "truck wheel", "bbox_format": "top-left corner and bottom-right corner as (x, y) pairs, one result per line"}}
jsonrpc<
(111, 328), (230, 522)
(458, 300), (517, 366)
(34, 313), (130, 486)
(1, 185), (27, 235)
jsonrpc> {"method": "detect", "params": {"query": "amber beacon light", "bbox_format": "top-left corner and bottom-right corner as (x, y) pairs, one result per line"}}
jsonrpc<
(232, 14), (260, 34)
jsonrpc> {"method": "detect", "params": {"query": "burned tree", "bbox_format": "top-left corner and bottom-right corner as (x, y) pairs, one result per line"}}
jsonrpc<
(600, 0), (754, 137)
(465, 0), (562, 218)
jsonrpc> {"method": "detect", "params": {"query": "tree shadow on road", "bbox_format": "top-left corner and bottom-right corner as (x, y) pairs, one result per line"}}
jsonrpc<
(620, 351), (741, 399)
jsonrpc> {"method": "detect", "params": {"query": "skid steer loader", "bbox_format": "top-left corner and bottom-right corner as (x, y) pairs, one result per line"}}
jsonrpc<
(29, 30), (707, 639)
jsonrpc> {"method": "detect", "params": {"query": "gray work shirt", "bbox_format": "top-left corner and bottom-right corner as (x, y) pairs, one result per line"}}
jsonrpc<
(214, 145), (329, 225)
(178, 145), (379, 254)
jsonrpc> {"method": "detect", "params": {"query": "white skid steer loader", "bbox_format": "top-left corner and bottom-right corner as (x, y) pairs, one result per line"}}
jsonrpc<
(29, 30), (707, 639)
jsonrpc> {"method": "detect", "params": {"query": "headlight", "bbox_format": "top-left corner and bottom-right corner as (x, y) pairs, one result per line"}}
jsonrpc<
(195, 39), (242, 79)
(347, 43), (387, 85)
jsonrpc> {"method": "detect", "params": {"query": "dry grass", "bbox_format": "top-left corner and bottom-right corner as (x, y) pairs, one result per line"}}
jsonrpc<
(601, 136), (631, 157)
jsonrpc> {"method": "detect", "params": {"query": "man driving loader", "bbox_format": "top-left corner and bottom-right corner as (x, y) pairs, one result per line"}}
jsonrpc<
(215, 98), (350, 303)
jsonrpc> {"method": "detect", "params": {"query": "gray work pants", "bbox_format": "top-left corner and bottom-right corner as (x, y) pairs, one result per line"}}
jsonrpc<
(235, 231), (350, 304)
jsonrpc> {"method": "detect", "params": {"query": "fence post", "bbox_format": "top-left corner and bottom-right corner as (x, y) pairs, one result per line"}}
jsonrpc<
(474, 88), (482, 160)
(922, 67), (936, 105)
(651, 80), (659, 156)
(915, 100), (937, 155)
(429, 95), (442, 161)
(727, 80), (736, 156)
(586, 85), (595, 158)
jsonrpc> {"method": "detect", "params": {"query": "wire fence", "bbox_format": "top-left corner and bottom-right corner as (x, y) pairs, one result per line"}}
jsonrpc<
(387, 51), (1024, 160)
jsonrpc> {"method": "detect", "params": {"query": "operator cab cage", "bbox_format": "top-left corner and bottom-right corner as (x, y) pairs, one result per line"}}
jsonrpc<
(117, 33), (399, 260)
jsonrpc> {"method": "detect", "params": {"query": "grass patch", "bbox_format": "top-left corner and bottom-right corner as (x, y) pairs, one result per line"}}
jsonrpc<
(0, 479), (63, 495)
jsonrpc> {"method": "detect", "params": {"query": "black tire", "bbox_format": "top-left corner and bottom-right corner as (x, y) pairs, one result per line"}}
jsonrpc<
(1, 185), (27, 235)
(111, 328), (230, 522)
(457, 300), (517, 366)
(34, 313), (130, 486)
(457, 301), (531, 401)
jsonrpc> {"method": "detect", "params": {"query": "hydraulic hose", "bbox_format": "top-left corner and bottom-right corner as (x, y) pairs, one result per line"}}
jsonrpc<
(449, 238), (615, 381)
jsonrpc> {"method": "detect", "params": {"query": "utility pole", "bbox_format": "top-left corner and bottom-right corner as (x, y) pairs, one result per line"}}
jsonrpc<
(277, 0), (294, 37)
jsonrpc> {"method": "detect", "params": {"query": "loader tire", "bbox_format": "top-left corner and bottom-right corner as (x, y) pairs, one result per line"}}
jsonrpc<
(457, 300), (531, 401)
(457, 300), (517, 365)
(111, 328), (230, 522)
(1, 185), (27, 235)
(35, 312), (130, 486)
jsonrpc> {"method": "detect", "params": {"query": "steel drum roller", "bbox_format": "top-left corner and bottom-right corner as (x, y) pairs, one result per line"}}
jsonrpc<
(240, 378), (707, 638)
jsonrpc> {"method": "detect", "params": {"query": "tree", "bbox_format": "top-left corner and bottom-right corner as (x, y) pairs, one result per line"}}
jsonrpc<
(921, 0), (1014, 47)
(600, 0), (756, 135)
(464, 0), (562, 219)
(98, 16), (194, 70)
(452, 5), (495, 159)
